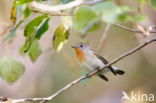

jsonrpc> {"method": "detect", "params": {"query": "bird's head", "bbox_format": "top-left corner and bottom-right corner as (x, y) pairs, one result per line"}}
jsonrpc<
(72, 42), (89, 62)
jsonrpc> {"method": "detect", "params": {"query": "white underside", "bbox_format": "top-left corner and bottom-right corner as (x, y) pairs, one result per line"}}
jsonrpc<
(80, 50), (119, 74)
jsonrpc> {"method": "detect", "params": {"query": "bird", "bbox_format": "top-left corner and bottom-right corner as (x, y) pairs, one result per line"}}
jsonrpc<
(72, 42), (125, 81)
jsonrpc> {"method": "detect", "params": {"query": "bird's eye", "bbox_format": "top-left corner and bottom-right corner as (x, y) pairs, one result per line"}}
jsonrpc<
(80, 45), (83, 48)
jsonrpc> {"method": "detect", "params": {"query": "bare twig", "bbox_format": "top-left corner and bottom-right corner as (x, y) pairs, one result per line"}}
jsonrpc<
(28, 0), (156, 34)
(136, 24), (150, 37)
(32, 9), (73, 16)
(29, 0), (85, 12)
(2, 37), (155, 103)
(29, 0), (104, 14)
(149, 25), (156, 31)
(97, 24), (111, 51)
(0, 96), (10, 103)
(114, 24), (156, 33)
(82, 0), (104, 5)
(114, 24), (140, 33)
(0, 24), (12, 36)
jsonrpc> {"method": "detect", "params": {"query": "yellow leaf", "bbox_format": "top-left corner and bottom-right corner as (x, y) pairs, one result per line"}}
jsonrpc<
(11, 6), (16, 23)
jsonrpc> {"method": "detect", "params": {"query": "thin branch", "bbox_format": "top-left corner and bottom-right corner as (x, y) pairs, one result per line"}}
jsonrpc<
(32, 9), (73, 16)
(29, 0), (156, 34)
(97, 24), (111, 51)
(29, 0), (104, 14)
(1, 1), (156, 102)
(114, 24), (156, 33)
(29, 0), (85, 12)
(82, 0), (104, 5)
(136, 24), (150, 37)
(0, 96), (7, 101)
(0, 24), (12, 36)
(149, 25), (156, 31)
(1, 37), (155, 103)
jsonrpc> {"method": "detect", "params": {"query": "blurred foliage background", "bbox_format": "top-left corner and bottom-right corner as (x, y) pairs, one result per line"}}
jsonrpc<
(0, 0), (156, 103)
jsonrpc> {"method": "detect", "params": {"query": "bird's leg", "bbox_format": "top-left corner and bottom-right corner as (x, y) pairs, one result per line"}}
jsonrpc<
(86, 67), (101, 78)
(95, 66), (101, 71)
(85, 73), (91, 78)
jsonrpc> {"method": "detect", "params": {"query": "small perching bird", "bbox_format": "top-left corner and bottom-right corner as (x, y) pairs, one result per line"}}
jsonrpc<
(72, 42), (125, 81)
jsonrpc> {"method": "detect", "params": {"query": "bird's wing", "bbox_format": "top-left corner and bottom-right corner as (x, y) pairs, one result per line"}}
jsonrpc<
(92, 49), (117, 75)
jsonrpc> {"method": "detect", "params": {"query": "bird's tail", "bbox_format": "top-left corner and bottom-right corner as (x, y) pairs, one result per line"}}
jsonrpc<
(98, 74), (109, 81)
(112, 66), (125, 75)
(116, 69), (125, 75)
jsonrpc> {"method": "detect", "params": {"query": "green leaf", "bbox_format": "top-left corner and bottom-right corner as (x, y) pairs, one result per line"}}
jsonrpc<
(133, 14), (146, 22)
(36, 0), (41, 2)
(5, 20), (24, 40)
(136, 0), (148, 5)
(36, 18), (50, 39)
(24, 7), (31, 19)
(20, 28), (38, 56)
(53, 24), (70, 52)
(61, 16), (73, 28)
(17, 5), (23, 17)
(21, 15), (49, 56)
(13, 0), (33, 6)
(61, 0), (73, 4)
(92, 1), (125, 23)
(0, 57), (25, 83)
(28, 40), (41, 62)
(20, 38), (32, 56)
(24, 14), (48, 37)
(74, 5), (101, 34)
(121, 6), (133, 12)
(151, 0), (156, 10)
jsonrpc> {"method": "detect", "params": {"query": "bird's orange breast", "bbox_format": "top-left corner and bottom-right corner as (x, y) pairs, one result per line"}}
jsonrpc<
(74, 48), (85, 62)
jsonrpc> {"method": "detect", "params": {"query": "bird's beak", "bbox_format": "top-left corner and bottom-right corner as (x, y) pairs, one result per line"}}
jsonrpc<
(72, 45), (77, 48)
